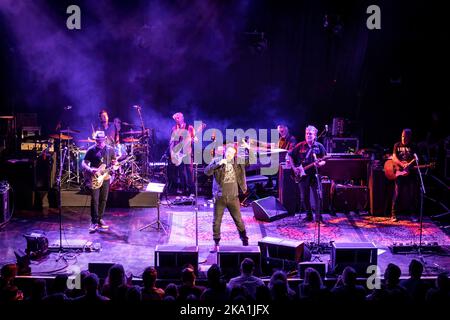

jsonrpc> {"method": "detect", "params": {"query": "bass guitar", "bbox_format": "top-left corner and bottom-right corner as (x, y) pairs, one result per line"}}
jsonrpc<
(170, 123), (206, 166)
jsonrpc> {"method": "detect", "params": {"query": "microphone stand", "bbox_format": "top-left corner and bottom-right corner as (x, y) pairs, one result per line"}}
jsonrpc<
(56, 143), (68, 259)
(414, 154), (427, 263)
(311, 155), (323, 262)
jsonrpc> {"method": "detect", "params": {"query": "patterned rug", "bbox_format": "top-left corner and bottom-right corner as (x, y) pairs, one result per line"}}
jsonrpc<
(168, 208), (450, 248)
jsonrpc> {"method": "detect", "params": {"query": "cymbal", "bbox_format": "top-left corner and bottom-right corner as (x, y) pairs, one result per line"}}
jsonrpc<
(60, 128), (80, 134)
(123, 137), (140, 143)
(0, 115), (14, 119)
(121, 129), (150, 135)
(77, 138), (94, 143)
(49, 134), (72, 140)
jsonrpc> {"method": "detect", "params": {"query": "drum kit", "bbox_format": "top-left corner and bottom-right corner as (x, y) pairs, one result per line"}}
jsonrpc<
(48, 125), (153, 190)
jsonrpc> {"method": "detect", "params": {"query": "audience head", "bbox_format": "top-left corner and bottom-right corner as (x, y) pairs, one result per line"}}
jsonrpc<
(304, 267), (323, 289)
(106, 264), (126, 288)
(181, 264), (196, 285)
(164, 283), (178, 299)
(342, 266), (357, 286)
(142, 267), (158, 288)
(240, 258), (255, 276)
(409, 259), (424, 279)
(83, 273), (100, 295)
(385, 263), (402, 286)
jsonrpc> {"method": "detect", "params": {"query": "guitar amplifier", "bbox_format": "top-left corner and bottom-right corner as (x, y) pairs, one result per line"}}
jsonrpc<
(278, 164), (300, 215)
(333, 184), (368, 213)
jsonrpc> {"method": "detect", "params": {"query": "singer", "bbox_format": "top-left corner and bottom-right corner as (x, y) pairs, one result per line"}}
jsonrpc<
(390, 129), (420, 222)
(204, 142), (252, 252)
(287, 125), (327, 222)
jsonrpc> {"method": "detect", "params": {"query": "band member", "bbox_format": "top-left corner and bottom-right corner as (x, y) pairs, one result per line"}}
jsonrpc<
(205, 142), (251, 252)
(287, 125), (327, 222)
(391, 129), (419, 222)
(93, 110), (117, 146)
(82, 131), (117, 233)
(277, 124), (297, 152)
(169, 112), (195, 195)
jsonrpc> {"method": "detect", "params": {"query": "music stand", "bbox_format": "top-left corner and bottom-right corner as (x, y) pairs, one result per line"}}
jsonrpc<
(139, 182), (168, 233)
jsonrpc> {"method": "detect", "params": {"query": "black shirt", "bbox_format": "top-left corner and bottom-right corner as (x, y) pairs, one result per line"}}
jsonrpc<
(393, 142), (417, 162)
(288, 141), (327, 175)
(84, 145), (116, 169)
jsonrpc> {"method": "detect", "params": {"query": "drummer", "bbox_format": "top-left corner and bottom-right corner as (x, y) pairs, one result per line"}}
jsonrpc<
(93, 110), (116, 147)
(112, 117), (128, 160)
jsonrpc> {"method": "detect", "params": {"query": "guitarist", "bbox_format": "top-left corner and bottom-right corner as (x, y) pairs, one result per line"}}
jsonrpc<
(287, 125), (327, 222)
(169, 112), (195, 196)
(390, 129), (419, 222)
(82, 131), (116, 233)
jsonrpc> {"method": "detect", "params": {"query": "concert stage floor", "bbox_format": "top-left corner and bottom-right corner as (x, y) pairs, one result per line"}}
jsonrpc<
(1, 197), (449, 280)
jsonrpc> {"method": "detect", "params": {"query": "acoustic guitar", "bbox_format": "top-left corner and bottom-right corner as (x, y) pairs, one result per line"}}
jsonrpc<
(384, 159), (435, 180)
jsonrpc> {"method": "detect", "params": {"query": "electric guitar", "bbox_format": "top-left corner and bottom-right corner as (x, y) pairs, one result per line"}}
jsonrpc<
(384, 159), (435, 180)
(85, 155), (134, 189)
(292, 155), (330, 183)
(170, 123), (206, 166)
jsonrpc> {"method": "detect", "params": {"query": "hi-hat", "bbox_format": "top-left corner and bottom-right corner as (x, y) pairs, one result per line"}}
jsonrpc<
(121, 130), (145, 135)
(49, 134), (72, 140)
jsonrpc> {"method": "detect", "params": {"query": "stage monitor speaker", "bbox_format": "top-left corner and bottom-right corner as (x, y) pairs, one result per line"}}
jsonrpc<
(252, 196), (289, 222)
(330, 242), (378, 277)
(88, 262), (115, 279)
(278, 164), (300, 215)
(154, 245), (198, 279)
(217, 246), (261, 279)
(258, 237), (311, 274)
(298, 261), (327, 279)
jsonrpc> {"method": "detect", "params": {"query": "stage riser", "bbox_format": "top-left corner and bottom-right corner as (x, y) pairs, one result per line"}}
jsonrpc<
(34, 190), (158, 208)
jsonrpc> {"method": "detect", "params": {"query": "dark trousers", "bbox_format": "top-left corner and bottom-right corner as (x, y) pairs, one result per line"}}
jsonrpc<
(169, 162), (194, 195)
(90, 180), (110, 224)
(213, 196), (248, 244)
(299, 174), (321, 221)
(391, 175), (418, 217)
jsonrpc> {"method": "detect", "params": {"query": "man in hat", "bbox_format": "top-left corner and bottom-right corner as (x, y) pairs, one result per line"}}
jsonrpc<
(82, 131), (117, 233)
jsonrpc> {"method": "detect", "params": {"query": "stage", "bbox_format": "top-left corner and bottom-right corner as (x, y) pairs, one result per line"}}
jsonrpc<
(1, 196), (449, 280)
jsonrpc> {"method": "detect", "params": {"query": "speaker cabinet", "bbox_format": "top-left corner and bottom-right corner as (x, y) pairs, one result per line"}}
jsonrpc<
(278, 164), (300, 214)
(154, 245), (198, 279)
(369, 166), (394, 216)
(88, 262), (115, 279)
(330, 242), (378, 277)
(333, 185), (368, 212)
(252, 196), (289, 222)
(217, 246), (261, 279)
(258, 236), (310, 274)
(298, 261), (327, 279)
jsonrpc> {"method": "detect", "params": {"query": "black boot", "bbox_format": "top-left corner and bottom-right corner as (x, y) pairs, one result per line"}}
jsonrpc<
(239, 231), (249, 246)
